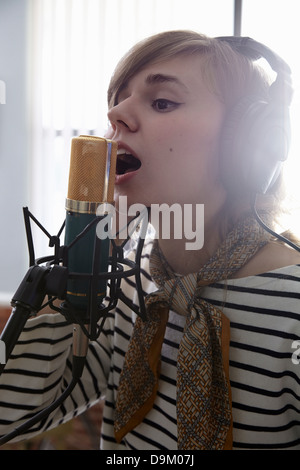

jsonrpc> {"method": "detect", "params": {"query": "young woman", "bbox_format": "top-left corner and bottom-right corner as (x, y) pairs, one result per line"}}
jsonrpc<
(1, 30), (300, 450)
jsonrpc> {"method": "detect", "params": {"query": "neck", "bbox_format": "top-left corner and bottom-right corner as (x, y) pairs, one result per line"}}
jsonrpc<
(154, 209), (224, 275)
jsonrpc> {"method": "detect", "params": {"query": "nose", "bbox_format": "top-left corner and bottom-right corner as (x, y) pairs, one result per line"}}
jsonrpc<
(107, 99), (139, 134)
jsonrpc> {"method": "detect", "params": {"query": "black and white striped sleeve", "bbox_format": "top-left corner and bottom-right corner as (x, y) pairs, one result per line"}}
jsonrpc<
(0, 311), (112, 442)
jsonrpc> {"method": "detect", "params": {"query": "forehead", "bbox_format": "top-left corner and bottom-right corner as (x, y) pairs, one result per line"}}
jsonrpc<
(118, 54), (211, 98)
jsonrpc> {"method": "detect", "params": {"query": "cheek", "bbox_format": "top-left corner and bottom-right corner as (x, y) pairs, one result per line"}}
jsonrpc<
(186, 113), (224, 174)
(169, 128), (222, 179)
(162, 132), (223, 202)
(142, 106), (225, 199)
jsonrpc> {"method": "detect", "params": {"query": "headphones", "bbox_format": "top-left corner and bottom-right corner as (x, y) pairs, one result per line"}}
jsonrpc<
(215, 36), (293, 195)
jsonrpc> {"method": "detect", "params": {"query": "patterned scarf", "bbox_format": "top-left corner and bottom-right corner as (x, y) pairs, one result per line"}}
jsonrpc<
(114, 215), (271, 449)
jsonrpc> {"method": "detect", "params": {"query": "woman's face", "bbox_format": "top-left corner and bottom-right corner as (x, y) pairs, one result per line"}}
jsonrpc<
(108, 53), (227, 211)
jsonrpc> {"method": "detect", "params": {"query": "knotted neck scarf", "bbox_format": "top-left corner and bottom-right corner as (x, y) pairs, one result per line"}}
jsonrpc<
(114, 215), (271, 449)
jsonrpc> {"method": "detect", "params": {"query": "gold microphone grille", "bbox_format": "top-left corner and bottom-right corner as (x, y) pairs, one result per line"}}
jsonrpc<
(67, 135), (117, 202)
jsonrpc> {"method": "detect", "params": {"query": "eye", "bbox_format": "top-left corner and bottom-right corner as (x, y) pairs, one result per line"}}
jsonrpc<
(151, 99), (181, 112)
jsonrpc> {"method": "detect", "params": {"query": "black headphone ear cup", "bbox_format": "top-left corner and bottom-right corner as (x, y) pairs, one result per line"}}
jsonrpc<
(220, 96), (291, 195)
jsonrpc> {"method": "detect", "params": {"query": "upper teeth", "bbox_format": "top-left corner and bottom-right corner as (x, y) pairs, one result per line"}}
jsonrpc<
(117, 148), (132, 156)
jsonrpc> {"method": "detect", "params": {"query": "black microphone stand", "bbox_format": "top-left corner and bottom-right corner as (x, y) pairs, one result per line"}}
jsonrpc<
(0, 205), (149, 445)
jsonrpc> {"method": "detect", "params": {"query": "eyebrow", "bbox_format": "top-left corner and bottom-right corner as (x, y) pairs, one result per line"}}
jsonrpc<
(145, 73), (188, 92)
(115, 72), (188, 105)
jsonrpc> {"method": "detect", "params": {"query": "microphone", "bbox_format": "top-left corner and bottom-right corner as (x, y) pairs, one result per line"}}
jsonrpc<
(63, 135), (117, 366)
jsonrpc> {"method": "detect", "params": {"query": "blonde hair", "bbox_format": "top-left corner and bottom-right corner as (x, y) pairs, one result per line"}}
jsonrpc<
(108, 30), (271, 109)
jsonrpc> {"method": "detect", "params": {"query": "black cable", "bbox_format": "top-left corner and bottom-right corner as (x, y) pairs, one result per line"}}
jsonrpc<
(252, 195), (300, 253)
(0, 354), (86, 446)
(0, 377), (78, 446)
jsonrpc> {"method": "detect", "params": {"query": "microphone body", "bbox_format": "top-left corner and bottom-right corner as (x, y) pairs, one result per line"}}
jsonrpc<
(64, 136), (117, 313)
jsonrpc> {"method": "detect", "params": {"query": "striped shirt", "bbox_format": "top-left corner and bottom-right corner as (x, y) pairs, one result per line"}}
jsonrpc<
(0, 237), (300, 449)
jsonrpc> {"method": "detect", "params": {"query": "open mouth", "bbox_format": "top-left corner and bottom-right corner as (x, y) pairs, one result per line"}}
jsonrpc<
(116, 151), (142, 175)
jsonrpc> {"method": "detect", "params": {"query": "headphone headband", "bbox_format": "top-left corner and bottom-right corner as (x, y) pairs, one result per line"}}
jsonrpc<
(215, 36), (293, 105)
